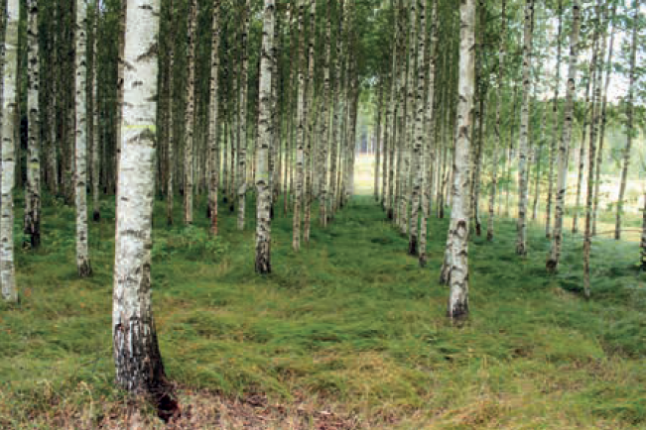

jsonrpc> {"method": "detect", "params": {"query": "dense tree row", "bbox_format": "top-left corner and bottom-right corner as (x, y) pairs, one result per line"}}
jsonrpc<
(0, 0), (643, 411)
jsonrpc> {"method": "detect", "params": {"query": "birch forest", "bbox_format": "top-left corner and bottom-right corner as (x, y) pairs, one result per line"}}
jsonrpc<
(2, 0), (646, 427)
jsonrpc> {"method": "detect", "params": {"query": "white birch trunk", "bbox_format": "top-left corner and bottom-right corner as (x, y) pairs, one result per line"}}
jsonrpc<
(75, 0), (92, 277)
(292, 0), (305, 251)
(255, 0), (275, 273)
(419, 0), (438, 267)
(91, 0), (101, 222)
(184, 0), (197, 225)
(545, 0), (563, 239)
(113, 0), (171, 399)
(237, 0), (251, 230)
(515, 0), (534, 257)
(615, 0), (638, 241)
(487, 0), (506, 241)
(25, 0), (41, 249)
(1, 0), (19, 302)
(408, 0), (425, 256)
(441, 0), (476, 320)
(208, 0), (221, 235)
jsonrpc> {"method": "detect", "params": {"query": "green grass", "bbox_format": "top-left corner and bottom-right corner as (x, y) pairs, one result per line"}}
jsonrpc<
(1, 191), (646, 428)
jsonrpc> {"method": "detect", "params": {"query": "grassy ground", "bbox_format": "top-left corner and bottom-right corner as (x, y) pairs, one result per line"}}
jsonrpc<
(1, 190), (646, 429)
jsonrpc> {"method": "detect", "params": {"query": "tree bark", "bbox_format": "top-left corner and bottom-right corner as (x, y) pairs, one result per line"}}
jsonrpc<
(255, 0), (275, 273)
(1, 0), (19, 302)
(75, 0), (92, 277)
(487, 0), (506, 241)
(183, 0), (197, 225)
(545, 0), (563, 239)
(419, 0), (438, 267)
(91, 0), (101, 222)
(583, 0), (605, 298)
(25, 0), (41, 249)
(615, 0), (638, 241)
(515, 0), (534, 257)
(113, 0), (172, 403)
(440, 0), (476, 320)
(165, 0), (175, 226)
(207, 0), (221, 235)
(292, 0), (307, 250)
(546, 0), (581, 272)
(593, 3), (616, 236)
(408, 0), (425, 256)
(237, 0), (251, 230)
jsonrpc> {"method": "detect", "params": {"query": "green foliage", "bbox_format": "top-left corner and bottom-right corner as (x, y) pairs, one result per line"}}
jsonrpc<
(153, 225), (229, 263)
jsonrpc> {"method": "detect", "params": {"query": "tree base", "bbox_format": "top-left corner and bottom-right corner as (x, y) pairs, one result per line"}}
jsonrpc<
(93, 210), (101, 222)
(419, 253), (427, 268)
(255, 256), (272, 275)
(447, 301), (469, 321)
(546, 258), (558, 273)
(78, 260), (93, 278)
(408, 236), (418, 256)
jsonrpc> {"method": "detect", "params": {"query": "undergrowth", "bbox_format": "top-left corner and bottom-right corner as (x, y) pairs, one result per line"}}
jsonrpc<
(0, 192), (645, 428)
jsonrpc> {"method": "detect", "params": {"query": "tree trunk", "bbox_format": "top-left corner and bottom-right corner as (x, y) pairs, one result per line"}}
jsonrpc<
(183, 0), (197, 225)
(615, 0), (638, 241)
(572, 56), (595, 235)
(546, 0), (581, 272)
(583, 0), (605, 298)
(374, 79), (383, 202)
(303, 0), (316, 244)
(440, 0), (475, 320)
(544, 0), (563, 239)
(318, 0), (331, 227)
(419, 0), (438, 267)
(408, 0), (425, 256)
(91, 0), (101, 222)
(292, 0), (306, 250)
(208, 0), (221, 235)
(165, 0), (175, 226)
(115, 0), (126, 195)
(487, 0), (506, 241)
(1, 0), (19, 302)
(25, 0), (41, 249)
(75, 0), (92, 277)
(255, 0), (275, 273)
(113, 0), (172, 405)
(237, 0), (251, 230)
(515, 0), (534, 257)
(593, 3), (616, 236)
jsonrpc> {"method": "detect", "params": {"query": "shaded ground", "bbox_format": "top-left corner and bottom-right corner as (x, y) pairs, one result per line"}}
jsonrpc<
(1, 192), (646, 428)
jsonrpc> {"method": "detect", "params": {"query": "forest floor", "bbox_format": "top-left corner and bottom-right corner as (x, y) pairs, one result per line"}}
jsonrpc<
(1, 192), (646, 429)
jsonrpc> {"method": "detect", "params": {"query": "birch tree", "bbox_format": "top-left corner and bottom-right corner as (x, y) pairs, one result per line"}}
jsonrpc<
(487, 0), (506, 241)
(25, 0), (41, 249)
(419, 0), (438, 267)
(113, 0), (173, 402)
(255, 0), (275, 273)
(545, 0), (562, 239)
(91, 0), (101, 222)
(237, 0), (251, 231)
(292, 0), (306, 250)
(615, 0), (639, 241)
(75, 0), (92, 277)
(208, 0), (221, 235)
(546, 0), (581, 272)
(318, 0), (331, 228)
(408, 0), (425, 256)
(184, 0), (197, 225)
(1, 0), (19, 302)
(441, 0), (476, 320)
(516, 0), (534, 257)
(583, 0), (605, 297)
